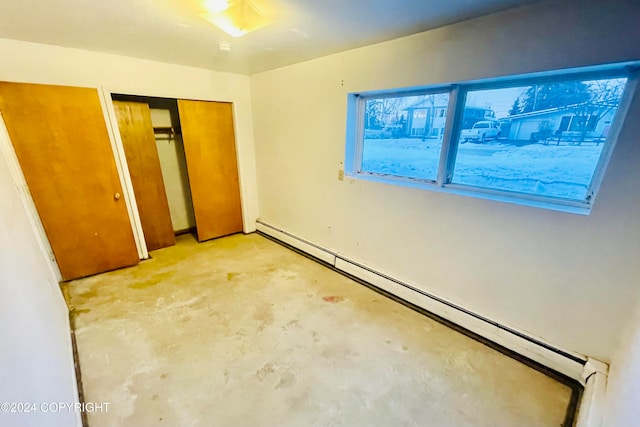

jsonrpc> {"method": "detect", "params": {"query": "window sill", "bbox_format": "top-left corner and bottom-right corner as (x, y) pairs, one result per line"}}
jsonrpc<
(348, 171), (592, 215)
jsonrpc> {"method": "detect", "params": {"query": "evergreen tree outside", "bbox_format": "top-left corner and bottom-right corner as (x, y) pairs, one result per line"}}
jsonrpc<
(510, 81), (592, 115)
(508, 98), (522, 115)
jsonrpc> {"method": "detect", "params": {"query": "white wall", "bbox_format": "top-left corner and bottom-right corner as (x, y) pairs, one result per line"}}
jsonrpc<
(150, 108), (196, 232)
(0, 37), (259, 235)
(604, 300), (640, 427)
(0, 140), (79, 426)
(250, 0), (640, 362)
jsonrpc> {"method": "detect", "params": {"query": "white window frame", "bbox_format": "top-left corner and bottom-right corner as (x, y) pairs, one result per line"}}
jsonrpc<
(345, 62), (640, 214)
(354, 87), (453, 184)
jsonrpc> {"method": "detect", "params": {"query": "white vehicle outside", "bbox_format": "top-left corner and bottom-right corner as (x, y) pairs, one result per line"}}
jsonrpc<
(460, 120), (501, 143)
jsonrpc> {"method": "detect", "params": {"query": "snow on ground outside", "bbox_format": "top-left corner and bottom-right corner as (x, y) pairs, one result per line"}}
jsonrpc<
(361, 138), (604, 200)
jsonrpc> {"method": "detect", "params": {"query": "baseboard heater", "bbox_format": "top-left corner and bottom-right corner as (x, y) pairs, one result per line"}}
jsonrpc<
(256, 219), (609, 427)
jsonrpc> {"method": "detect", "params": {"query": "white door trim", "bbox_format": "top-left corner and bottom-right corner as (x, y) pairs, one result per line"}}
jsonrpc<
(98, 86), (149, 260)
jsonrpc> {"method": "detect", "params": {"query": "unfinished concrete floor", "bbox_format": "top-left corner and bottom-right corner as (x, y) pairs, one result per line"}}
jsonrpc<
(67, 233), (574, 427)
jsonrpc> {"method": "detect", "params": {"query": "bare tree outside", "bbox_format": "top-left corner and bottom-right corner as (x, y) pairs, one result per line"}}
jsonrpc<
(570, 78), (626, 142)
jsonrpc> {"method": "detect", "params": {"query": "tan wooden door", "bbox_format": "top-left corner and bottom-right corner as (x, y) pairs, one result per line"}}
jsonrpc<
(0, 82), (139, 280)
(177, 100), (243, 241)
(113, 101), (175, 251)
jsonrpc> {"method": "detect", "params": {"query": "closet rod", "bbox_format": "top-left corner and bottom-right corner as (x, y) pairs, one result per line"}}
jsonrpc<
(153, 126), (181, 137)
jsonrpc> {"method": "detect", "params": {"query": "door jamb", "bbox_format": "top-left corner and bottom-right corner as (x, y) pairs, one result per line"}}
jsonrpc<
(98, 86), (149, 260)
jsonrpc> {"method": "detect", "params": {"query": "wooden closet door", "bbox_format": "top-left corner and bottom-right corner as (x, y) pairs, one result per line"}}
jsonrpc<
(0, 82), (139, 280)
(177, 100), (243, 242)
(113, 101), (175, 251)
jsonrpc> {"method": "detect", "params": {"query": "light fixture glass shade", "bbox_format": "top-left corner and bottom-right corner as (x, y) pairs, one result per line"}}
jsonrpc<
(200, 0), (272, 37)
(203, 0), (230, 14)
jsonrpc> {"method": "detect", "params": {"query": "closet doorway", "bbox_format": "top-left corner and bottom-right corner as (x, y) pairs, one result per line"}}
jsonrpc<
(111, 94), (243, 250)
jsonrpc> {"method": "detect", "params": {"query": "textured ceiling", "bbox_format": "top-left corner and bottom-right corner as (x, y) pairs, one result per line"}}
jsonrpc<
(0, 0), (543, 75)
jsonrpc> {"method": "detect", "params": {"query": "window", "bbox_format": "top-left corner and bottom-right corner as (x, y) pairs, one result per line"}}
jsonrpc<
(360, 92), (449, 181)
(346, 63), (638, 213)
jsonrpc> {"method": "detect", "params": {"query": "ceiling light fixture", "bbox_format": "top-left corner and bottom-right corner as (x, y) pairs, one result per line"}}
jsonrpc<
(200, 0), (272, 38)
